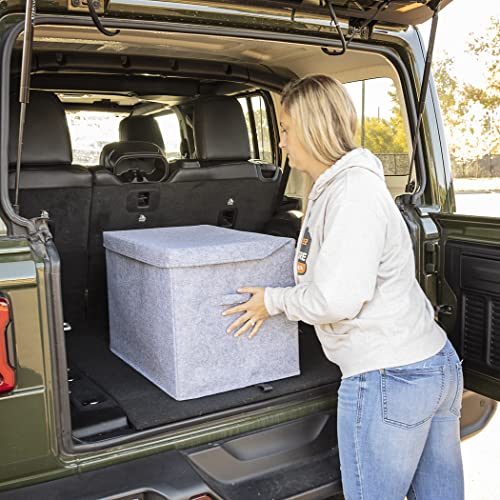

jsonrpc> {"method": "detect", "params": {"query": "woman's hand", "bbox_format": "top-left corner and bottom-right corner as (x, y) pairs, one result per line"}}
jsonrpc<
(223, 287), (270, 339)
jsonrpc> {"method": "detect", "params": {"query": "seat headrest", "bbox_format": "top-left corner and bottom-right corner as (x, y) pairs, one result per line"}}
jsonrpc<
(100, 141), (168, 182)
(9, 91), (72, 166)
(119, 116), (165, 151)
(193, 97), (250, 161)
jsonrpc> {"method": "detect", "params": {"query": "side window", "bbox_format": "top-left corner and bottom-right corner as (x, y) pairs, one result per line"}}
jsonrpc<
(238, 95), (273, 163)
(452, 169), (500, 217)
(433, 51), (500, 217)
(154, 113), (182, 161)
(66, 111), (127, 166)
(345, 78), (411, 197)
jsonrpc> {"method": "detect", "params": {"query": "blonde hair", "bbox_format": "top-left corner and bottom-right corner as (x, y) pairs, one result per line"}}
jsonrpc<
(281, 74), (358, 165)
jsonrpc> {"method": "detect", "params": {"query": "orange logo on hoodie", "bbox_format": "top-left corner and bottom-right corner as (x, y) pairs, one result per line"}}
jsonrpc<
(297, 228), (311, 275)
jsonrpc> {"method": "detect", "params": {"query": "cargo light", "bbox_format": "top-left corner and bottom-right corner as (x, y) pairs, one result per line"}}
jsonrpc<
(0, 297), (15, 393)
(189, 495), (213, 500)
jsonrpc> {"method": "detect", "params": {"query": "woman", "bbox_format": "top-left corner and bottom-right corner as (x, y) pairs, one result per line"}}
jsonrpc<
(223, 74), (464, 499)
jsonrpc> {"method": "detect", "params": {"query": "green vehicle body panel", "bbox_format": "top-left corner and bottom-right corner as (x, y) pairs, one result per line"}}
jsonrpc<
(0, 240), (68, 486)
(0, 0), (496, 493)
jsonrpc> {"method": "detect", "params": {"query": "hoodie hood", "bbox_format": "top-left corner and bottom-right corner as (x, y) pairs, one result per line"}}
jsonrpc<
(309, 148), (385, 201)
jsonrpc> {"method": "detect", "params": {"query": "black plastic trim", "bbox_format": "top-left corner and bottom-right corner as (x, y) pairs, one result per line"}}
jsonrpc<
(186, 411), (341, 499)
(23, 51), (290, 90)
(44, 239), (74, 464)
(460, 390), (497, 439)
(187, 413), (333, 480)
(0, 448), (219, 500)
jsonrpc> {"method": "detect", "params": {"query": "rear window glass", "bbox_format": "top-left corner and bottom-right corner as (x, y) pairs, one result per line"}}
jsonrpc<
(66, 110), (127, 166)
(154, 113), (183, 160)
(345, 78), (410, 176)
(238, 95), (273, 163)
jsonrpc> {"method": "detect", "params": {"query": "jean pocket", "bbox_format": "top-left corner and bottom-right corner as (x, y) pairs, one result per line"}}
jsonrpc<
(450, 362), (464, 417)
(381, 367), (445, 429)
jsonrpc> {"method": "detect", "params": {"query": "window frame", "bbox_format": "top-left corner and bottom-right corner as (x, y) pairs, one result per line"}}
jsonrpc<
(236, 90), (278, 165)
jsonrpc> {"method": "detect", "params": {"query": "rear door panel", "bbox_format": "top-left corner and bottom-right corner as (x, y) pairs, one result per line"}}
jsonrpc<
(434, 214), (500, 401)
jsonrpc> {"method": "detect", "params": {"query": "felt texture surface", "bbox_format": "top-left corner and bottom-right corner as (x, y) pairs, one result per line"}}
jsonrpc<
(12, 186), (93, 324)
(66, 323), (341, 431)
(103, 224), (293, 267)
(104, 225), (299, 400)
(86, 178), (279, 321)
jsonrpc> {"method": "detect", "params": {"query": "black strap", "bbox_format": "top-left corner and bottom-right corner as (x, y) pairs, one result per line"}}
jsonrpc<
(88, 0), (120, 37)
(274, 157), (291, 214)
(405, 1), (441, 196)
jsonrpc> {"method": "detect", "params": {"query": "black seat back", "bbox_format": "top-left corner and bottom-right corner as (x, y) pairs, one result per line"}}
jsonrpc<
(87, 141), (170, 321)
(8, 91), (92, 324)
(168, 96), (281, 231)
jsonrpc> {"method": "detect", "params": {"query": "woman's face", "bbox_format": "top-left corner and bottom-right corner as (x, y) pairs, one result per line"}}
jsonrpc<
(279, 109), (311, 173)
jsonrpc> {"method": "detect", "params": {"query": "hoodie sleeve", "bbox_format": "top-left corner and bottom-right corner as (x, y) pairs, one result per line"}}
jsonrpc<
(264, 198), (386, 325)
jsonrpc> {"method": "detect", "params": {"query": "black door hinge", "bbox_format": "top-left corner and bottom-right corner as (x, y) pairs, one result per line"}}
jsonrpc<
(424, 241), (439, 274)
(435, 304), (453, 316)
(30, 210), (54, 244)
(348, 17), (376, 40)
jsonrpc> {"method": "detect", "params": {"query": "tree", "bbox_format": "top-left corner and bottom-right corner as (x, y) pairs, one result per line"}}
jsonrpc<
(353, 82), (410, 175)
(359, 116), (406, 154)
(467, 17), (500, 97)
(357, 83), (408, 154)
(433, 57), (472, 165)
(433, 18), (500, 176)
(465, 17), (500, 155)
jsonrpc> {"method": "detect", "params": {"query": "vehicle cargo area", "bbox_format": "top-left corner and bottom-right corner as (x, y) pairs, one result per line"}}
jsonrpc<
(6, 27), (360, 443)
(7, 1), (500, 498)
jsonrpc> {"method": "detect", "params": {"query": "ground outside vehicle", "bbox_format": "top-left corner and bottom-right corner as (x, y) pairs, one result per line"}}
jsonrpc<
(0, 0), (499, 498)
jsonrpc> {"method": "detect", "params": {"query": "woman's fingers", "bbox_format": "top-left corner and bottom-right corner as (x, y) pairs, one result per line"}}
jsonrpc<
(233, 318), (256, 338)
(223, 287), (267, 336)
(248, 319), (264, 340)
(223, 287), (265, 317)
(226, 313), (250, 334)
(223, 303), (245, 317)
(237, 287), (262, 294)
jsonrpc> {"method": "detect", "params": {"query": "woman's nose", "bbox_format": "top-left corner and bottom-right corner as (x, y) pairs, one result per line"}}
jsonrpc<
(279, 137), (286, 149)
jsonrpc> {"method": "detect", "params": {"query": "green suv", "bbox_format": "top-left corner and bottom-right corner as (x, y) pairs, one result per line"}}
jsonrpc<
(0, 1), (498, 498)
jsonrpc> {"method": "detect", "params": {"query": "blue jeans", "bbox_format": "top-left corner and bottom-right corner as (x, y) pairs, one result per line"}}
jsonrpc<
(337, 339), (464, 500)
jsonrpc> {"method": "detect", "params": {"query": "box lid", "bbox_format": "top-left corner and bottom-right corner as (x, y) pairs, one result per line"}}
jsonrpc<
(103, 225), (294, 268)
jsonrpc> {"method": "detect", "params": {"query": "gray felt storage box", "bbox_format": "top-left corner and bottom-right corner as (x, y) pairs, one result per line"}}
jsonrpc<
(103, 225), (299, 400)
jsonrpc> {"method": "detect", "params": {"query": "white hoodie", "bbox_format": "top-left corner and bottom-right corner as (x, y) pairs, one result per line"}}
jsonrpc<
(264, 148), (446, 378)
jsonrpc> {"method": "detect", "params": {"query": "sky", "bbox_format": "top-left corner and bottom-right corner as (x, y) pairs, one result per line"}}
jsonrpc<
(420, 0), (500, 87)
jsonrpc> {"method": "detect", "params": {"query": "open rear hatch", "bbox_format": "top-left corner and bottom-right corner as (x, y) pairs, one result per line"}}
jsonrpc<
(104, 0), (454, 26)
(8, 0), (454, 454)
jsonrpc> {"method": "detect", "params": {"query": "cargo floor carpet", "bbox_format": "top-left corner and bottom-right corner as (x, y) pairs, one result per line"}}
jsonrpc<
(66, 324), (340, 431)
